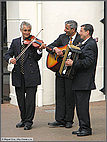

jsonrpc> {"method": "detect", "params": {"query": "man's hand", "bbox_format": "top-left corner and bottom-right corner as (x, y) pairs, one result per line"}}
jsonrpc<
(65, 59), (73, 66)
(54, 47), (63, 56)
(39, 43), (46, 50)
(10, 58), (16, 64)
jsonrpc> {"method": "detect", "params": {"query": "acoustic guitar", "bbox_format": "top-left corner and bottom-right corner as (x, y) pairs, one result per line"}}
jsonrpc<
(46, 44), (81, 72)
(46, 45), (68, 72)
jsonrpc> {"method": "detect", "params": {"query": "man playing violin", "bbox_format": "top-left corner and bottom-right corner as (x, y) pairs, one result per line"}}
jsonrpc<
(5, 21), (45, 130)
(47, 20), (83, 128)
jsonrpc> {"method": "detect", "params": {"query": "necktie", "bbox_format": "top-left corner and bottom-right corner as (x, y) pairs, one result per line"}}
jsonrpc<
(20, 41), (25, 74)
(70, 37), (72, 45)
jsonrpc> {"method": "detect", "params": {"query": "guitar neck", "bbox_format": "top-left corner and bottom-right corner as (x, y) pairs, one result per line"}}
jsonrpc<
(46, 46), (53, 51)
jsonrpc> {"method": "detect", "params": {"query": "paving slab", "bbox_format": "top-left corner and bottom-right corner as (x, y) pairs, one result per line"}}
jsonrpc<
(1, 101), (106, 141)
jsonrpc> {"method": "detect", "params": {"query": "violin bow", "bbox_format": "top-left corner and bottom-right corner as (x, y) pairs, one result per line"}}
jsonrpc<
(16, 29), (43, 61)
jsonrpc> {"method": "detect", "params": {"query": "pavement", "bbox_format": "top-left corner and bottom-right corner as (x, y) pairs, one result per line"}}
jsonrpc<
(1, 100), (106, 142)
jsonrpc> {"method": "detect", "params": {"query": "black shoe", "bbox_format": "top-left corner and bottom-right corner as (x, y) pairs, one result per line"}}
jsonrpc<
(65, 122), (72, 128)
(72, 130), (80, 134)
(24, 125), (32, 130)
(48, 121), (65, 127)
(72, 128), (81, 134)
(77, 129), (92, 136)
(16, 121), (25, 128)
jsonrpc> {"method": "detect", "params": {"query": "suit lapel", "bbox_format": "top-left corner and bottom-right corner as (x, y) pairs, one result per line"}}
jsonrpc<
(80, 37), (92, 50)
(17, 38), (29, 63)
(24, 47), (29, 62)
(73, 33), (81, 46)
(17, 37), (21, 55)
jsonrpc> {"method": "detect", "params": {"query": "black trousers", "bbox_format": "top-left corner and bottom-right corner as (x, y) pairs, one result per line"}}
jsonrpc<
(15, 73), (37, 126)
(55, 75), (75, 123)
(73, 90), (91, 131)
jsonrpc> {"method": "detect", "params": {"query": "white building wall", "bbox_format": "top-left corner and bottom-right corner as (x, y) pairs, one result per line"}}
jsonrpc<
(6, 1), (105, 106)
(42, 1), (105, 104)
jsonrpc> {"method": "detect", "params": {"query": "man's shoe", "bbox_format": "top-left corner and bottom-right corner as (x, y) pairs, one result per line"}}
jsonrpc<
(72, 128), (81, 134)
(48, 121), (65, 127)
(77, 130), (92, 136)
(24, 125), (32, 130)
(65, 122), (72, 128)
(16, 121), (25, 128)
(72, 130), (80, 135)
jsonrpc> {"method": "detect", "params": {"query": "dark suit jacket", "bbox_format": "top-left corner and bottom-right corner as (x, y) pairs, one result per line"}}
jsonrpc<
(72, 37), (98, 90)
(5, 37), (42, 87)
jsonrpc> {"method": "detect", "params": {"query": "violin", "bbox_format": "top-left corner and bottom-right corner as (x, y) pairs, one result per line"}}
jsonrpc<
(16, 35), (44, 61)
(23, 35), (52, 52)
(15, 29), (46, 61)
(24, 35), (43, 48)
(24, 35), (52, 52)
(16, 32), (52, 62)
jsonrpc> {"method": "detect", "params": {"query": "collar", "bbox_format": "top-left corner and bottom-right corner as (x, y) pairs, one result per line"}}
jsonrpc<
(21, 35), (32, 44)
(69, 32), (77, 43)
(72, 32), (77, 41)
(82, 37), (90, 44)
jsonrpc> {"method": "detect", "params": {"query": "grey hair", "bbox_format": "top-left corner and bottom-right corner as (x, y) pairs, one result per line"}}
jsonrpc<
(20, 21), (32, 30)
(65, 20), (78, 31)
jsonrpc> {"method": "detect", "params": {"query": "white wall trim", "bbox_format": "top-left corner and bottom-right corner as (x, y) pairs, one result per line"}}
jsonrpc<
(36, 1), (43, 107)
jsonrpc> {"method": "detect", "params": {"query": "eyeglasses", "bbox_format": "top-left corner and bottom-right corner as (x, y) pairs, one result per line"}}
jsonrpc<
(23, 29), (31, 32)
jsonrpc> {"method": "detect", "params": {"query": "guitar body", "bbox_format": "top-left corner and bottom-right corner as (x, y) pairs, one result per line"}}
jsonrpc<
(46, 45), (67, 72)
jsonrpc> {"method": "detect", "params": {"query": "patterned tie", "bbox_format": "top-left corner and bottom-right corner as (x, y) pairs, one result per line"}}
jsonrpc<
(20, 41), (25, 74)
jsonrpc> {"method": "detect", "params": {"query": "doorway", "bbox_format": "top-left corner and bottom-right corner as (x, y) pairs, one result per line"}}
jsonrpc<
(1, 2), (10, 104)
